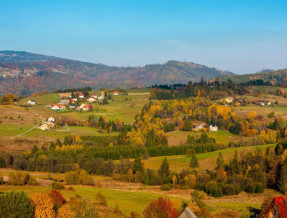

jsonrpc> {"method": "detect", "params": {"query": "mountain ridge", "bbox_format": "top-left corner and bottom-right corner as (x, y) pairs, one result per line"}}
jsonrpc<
(0, 51), (233, 96)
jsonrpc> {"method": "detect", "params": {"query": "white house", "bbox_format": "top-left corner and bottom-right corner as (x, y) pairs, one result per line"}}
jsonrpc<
(88, 97), (96, 103)
(69, 104), (76, 109)
(28, 99), (36, 105)
(48, 117), (55, 122)
(193, 123), (206, 131)
(209, 125), (218, 132)
(78, 93), (85, 99)
(60, 99), (70, 105)
(225, 97), (233, 104)
(40, 123), (50, 131)
(98, 95), (104, 103)
(91, 94), (97, 99)
(113, 91), (120, 96)
(51, 104), (60, 110)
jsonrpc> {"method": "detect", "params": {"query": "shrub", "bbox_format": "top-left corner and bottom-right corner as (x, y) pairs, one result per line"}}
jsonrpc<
(49, 189), (65, 210)
(160, 184), (171, 191)
(0, 191), (34, 218)
(255, 183), (264, 193)
(67, 186), (75, 191)
(95, 191), (107, 206)
(52, 182), (65, 190)
(71, 199), (99, 218)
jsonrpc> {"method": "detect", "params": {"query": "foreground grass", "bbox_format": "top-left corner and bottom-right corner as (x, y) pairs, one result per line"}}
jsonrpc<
(0, 185), (180, 215)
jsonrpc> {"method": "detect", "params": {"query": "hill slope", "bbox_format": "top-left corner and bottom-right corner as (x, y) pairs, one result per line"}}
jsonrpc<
(0, 51), (232, 96)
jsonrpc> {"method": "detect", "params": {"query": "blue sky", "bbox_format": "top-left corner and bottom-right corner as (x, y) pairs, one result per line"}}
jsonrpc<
(0, 0), (287, 74)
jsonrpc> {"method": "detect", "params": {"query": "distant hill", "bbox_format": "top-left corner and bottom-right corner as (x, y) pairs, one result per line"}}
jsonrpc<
(215, 69), (287, 86)
(0, 51), (232, 96)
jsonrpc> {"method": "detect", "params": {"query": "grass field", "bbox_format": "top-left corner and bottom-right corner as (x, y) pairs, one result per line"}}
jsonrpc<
(18, 94), (60, 105)
(0, 184), (180, 215)
(142, 144), (275, 172)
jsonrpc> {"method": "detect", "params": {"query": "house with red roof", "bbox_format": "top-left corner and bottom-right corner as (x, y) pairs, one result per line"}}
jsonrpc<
(265, 196), (287, 218)
(78, 92), (85, 99)
(113, 91), (120, 96)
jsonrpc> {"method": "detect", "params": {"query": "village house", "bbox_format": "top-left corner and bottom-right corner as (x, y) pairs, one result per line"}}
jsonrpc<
(224, 97), (233, 104)
(209, 125), (218, 132)
(88, 97), (96, 103)
(193, 123), (206, 132)
(27, 99), (36, 105)
(78, 93), (85, 99)
(40, 123), (50, 131)
(179, 207), (197, 218)
(113, 91), (120, 96)
(72, 98), (78, 102)
(91, 94), (98, 99)
(82, 104), (91, 111)
(69, 104), (76, 109)
(265, 196), (287, 218)
(98, 95), (104, 103)
(48, 117), (55, 122)
(51, 104), (65, 111)
(60, 99), (70, 105)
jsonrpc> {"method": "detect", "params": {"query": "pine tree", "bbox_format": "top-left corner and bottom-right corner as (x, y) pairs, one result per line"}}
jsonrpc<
(215, 152), (224, 170)
(158, 158), (170, 184)
(190, 150), (199, 170)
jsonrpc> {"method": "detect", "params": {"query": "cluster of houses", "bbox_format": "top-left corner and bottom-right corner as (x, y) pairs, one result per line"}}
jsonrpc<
(193, 123), (218, 132)
(39, 117), (55, 131)
(223, 97), (272, 107)
(49, 91), (120, 112)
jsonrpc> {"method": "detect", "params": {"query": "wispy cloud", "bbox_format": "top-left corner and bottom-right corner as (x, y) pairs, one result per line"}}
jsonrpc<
(166, 40), (195, 50)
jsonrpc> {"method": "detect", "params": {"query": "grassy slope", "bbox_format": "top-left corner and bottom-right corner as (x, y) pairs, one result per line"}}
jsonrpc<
(167, 130), (239, 146)
(143, 144), (275, 172)
(18, 94), (60, 105)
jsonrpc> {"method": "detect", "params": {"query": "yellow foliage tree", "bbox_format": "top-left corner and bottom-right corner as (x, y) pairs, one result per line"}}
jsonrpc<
(31, 193), (55, 218)
(57, 204), (75, 218)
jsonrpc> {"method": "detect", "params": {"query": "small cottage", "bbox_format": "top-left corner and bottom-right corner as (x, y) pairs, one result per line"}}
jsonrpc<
(40, 123), (50, 131)
(28, 99), (36, 105)
(88, 97), (96, 103)
(179, 207), (197, 218)
(209, 125), (218, 132)
(48, 117), (55, 122)
(113, 91), (120, 96)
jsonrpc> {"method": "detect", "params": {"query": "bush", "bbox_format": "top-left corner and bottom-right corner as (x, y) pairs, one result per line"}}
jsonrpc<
(160, 184), (171, 191)
(0, 191), (34, 218)
(95, 191), (107, 206)
(7, 172), (38, 186)
(67, 186), (75, 191)
(52, 182), (65, 190)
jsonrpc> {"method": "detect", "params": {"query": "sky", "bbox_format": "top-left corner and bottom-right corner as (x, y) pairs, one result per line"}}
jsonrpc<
(0, 0), (287, 74)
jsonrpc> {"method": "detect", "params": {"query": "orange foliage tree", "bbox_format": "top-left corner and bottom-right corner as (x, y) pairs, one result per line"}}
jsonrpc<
(143, 197), (180, 218)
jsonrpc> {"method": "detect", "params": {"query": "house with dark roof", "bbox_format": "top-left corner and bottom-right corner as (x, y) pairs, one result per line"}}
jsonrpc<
(179, 207), (197, 218)
(265, 196), (287, 218)
(28, 99), (36, 105)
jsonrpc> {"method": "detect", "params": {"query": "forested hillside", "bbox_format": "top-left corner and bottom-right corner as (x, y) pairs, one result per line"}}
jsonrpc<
(215, 69), (287, 86)
(0, 51), (232, 96)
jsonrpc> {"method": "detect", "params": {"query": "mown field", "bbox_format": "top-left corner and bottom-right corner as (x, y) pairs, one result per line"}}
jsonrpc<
(167, 130), (240, 146)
